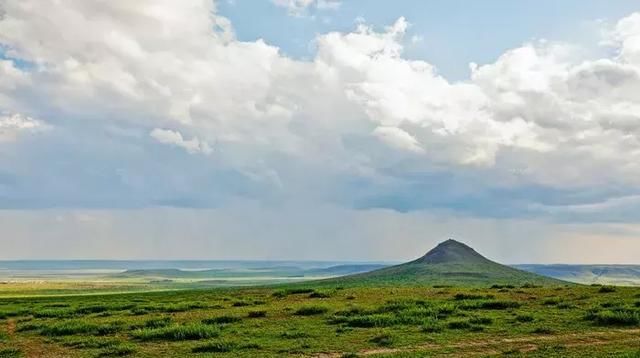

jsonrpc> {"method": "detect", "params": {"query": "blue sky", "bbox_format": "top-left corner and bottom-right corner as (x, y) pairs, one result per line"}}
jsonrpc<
(220, 0), (640, 79)
(0, 1), (640, 262)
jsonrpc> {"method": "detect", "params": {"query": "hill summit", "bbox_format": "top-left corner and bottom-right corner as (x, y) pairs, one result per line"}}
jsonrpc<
(326, 239), (565, 287)
(414, 239), (488, 264)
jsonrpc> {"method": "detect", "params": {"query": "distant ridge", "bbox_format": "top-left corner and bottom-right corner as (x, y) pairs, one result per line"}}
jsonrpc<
(322, 239), (566, 287)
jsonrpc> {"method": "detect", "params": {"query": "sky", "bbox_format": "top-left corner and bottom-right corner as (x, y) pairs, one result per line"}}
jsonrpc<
(1, 0), (640, 263)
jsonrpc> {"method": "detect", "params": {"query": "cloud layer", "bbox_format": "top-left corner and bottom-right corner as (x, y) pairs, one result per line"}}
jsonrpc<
(1, 0), (640, 223)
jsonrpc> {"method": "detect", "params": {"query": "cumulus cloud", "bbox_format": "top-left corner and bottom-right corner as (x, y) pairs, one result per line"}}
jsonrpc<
(0, 1), (640, 220)
(150, 128), (213, 155)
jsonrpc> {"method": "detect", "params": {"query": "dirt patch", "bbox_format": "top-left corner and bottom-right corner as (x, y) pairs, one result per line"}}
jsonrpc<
(6, 319), (15, 335)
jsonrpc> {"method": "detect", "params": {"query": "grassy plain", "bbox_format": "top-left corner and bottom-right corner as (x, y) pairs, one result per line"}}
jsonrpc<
(1, 282), (640, 357)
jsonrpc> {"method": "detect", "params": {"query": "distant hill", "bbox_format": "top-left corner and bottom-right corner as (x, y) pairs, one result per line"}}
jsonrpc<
(516, 264), (640, 286)
(305, 264), (387, 276)
(113, 264), (387, 280)
(323, 239), (566, 287)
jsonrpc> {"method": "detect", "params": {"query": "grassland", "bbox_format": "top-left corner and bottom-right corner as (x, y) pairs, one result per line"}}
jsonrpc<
(1, 283), (640, 357)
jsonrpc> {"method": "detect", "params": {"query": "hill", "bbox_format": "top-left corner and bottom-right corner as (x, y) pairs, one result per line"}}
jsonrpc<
(112, 264), (388, 280)
(323, 239), (566, 286)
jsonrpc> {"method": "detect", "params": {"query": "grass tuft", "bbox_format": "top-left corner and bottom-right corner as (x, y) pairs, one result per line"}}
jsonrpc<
(39, 321), (116, 336)
(132, 324), (220, 341)
(294, 305), (329, 316)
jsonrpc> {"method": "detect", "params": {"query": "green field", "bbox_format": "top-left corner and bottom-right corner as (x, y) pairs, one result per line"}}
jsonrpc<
(2, 241), (639, 357)
(1, 283), (640, 357)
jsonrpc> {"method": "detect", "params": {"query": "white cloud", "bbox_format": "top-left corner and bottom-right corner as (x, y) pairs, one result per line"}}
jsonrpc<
(613, 12), (640, 63)
(316, 0), (341, 10)
(0, 112), (48, 142)
(0, 1), (640, 213)
(150, 128), (212, 155)
(372, 126), (424, 153)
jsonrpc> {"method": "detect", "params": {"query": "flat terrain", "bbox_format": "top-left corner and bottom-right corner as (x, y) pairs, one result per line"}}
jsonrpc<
(1, 283), (640, 357)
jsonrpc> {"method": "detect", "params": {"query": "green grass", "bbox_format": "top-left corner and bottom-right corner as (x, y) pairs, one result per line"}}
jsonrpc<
(132, 323), (220, 341)
(0, 348), (22, 358)
(1, 283), (639, 357)
(39, 321), (123, 336)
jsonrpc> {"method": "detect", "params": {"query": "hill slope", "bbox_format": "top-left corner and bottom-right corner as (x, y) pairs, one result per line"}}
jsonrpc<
(325, 239), (566, 286)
